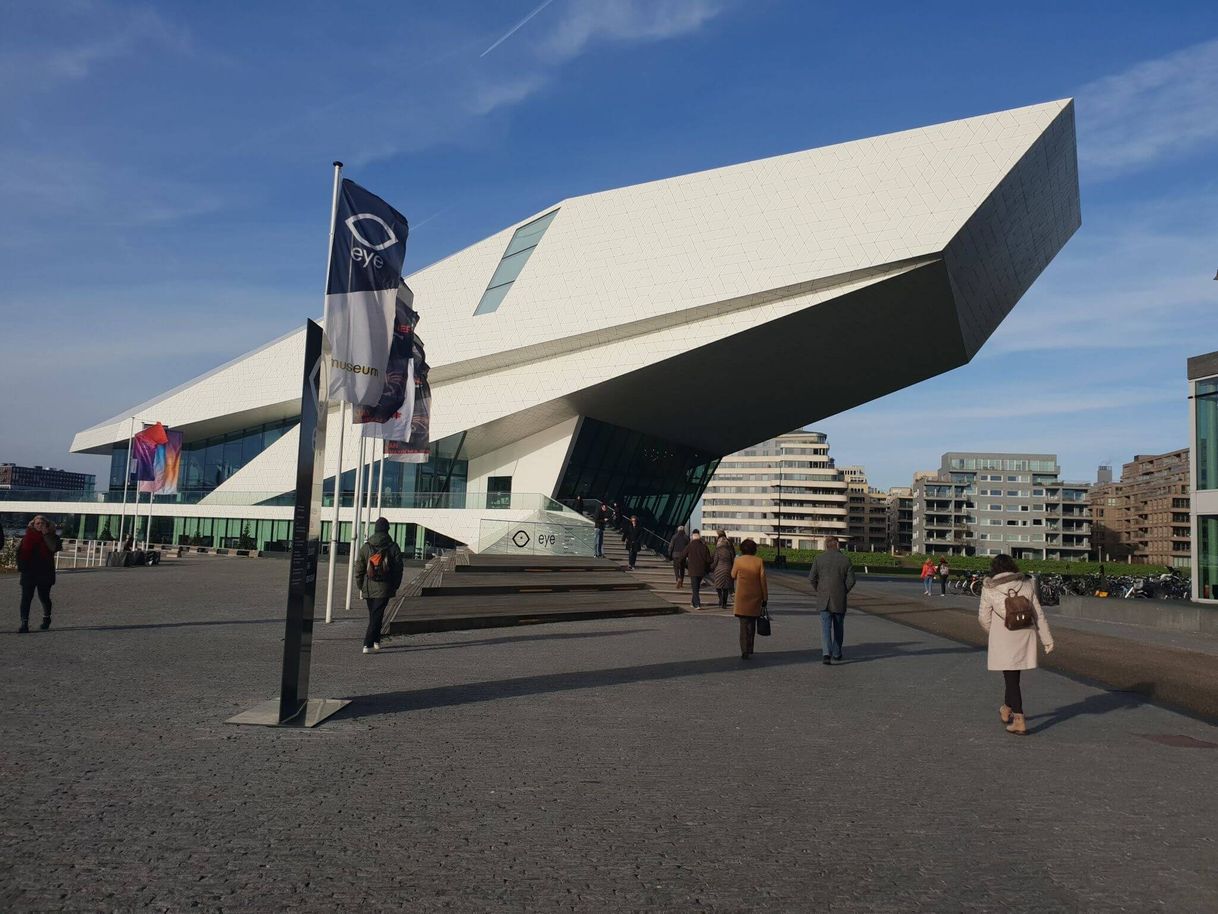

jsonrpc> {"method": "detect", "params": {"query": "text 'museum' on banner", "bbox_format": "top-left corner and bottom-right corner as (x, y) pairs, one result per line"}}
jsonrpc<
(323, 179), (409, 406)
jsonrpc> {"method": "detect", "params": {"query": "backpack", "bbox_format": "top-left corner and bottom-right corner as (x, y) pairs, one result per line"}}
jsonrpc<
(366, 545), (391, 583)
(1002, 582), (1037, 631)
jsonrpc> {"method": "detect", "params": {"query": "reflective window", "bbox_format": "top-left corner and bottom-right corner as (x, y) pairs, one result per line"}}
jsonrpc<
(1200, 515), (1218, 600)
(1197, 379), (1218, 490)
(473, 210), (558, 316)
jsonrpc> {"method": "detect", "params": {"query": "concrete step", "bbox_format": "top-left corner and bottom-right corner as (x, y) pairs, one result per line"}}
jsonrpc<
(423, 573), (648, 597)
(386, 590), (679, 636)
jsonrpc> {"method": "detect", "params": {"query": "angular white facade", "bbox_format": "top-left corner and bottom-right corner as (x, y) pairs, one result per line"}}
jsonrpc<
(52, 100), (1081, 552)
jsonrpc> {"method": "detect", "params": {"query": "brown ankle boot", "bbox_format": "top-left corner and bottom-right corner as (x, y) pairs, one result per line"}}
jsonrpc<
(1000, 705), (1012, 724)
(1006, 713), (1027, 735)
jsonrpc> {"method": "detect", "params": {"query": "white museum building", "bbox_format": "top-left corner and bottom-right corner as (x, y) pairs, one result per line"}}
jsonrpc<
(7, 100), (1082, 556)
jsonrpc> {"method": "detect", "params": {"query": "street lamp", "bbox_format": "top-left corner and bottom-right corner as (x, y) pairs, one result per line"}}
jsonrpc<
(773, 460), (786, 568)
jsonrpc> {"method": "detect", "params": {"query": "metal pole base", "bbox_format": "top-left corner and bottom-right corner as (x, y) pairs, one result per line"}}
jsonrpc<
(226, 697), (351, 728)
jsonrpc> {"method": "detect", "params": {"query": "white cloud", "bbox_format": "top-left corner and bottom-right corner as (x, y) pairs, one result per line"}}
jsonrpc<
(1078, 37), (1218, 179)
(542, 0), (726, 61)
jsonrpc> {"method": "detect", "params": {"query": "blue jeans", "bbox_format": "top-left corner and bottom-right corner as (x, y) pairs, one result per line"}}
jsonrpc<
(820, 610), (844, 659)
(594, 527), (605, 557)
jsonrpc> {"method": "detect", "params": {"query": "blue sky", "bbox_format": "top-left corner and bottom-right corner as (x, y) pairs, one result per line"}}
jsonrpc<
(1, 0), (1216, 489)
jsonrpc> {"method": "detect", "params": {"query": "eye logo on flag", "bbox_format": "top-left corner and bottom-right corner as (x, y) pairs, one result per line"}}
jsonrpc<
(345, 213), (400, 252)
(323, 179), (409, 406)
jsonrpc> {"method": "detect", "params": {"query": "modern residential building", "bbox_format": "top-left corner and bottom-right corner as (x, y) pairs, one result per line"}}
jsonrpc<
(886, 486), (914, 553)
(701, 431), (848, 549)
(1189, 350), (1218, 602)
(912, 453), (1091, 559)
(1089, 450), (1190, 567)
(0, 464), (95, 492)
(843, 467), (889, 552)
(1, 101), (1081, 556)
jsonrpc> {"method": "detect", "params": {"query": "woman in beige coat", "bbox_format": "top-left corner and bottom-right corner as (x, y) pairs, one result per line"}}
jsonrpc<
(731, 539), (767, 659)
(978, 554), (1054, 735)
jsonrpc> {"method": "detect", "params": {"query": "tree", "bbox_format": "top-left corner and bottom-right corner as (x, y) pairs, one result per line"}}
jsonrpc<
(238, 523), (257, 551)
(99, 521), (114, 542)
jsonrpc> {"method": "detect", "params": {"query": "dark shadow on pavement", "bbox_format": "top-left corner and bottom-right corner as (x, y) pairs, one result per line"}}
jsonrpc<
(48, 618), (282, 633)
(1027, 683), (1152, 734)
(831, 641), (979, 664)
(342, 649), (820, 718)
(382, 628), (651, 652)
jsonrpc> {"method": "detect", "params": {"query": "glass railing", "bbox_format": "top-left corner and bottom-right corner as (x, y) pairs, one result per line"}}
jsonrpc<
(0, 487), (591, 515)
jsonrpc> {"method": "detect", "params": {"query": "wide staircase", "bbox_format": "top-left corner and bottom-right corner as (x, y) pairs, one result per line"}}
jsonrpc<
(384, 549), (678, 636)
(601, 531), (693, 609)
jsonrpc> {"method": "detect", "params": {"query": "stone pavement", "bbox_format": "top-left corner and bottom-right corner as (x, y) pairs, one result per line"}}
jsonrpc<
(2, 559), (1217, 912)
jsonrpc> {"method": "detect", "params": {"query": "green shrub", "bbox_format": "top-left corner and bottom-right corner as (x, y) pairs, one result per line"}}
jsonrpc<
(758, 545), (1170, 577)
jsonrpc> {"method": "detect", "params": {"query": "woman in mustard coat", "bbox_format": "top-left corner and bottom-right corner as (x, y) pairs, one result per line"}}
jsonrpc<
(731, 539), (768, 659)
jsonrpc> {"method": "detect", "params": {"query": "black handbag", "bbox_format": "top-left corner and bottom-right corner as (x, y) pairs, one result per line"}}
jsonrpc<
(756, 605), (771, 637)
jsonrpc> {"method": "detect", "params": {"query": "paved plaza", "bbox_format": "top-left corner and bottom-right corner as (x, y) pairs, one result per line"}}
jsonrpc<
(2, 559), (1217, 912)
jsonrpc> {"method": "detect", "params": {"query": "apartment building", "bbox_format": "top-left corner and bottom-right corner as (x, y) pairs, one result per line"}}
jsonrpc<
(843, 467), (889, 551)
(701, 432), (849, 549)
(1090, 449), (1191, 568)
(886, 486), (914, 553)
(912, 452), (1091, 559)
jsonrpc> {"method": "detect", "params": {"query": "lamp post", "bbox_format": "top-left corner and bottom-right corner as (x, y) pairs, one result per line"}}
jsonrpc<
(773, 460), (786, 569)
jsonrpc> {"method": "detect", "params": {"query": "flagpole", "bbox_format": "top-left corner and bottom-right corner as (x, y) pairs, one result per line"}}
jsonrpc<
(118, 416), (136, 545)
(363, 437), (375, 540)
(145, 491), (154, 550)
(131, 486), (140, 547)
(344, 434), (366, 612)
(376, 437), (385, 513)
(324, 401), (347, 624)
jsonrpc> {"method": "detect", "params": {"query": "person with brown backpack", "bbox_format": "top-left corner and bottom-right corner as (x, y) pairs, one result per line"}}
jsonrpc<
(978, 554), (1054, 735)
(355, 518), (404, 655)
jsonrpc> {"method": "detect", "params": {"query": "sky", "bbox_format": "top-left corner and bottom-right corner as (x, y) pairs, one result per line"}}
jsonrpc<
(1, 0), (1216, 490)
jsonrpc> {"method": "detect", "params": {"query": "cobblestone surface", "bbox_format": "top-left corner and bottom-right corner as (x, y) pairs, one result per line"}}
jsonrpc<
(2, 559), (1217, 912)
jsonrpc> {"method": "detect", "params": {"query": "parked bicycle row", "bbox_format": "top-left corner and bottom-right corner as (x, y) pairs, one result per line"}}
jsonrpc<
(943, 570), (1190, 602)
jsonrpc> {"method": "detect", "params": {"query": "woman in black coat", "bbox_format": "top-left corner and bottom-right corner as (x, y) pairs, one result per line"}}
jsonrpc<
(17, 515), (56, 633)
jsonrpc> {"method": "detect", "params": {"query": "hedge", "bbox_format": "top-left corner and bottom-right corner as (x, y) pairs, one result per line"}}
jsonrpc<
(755, 545), (1174, 577)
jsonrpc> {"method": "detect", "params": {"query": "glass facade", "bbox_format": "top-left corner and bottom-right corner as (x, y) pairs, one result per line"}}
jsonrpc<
(473, 210), (558, 316)
(1196, 379), (1218, 490)
(555, 417), (719, 541)
(1199, 515), (1218, 601)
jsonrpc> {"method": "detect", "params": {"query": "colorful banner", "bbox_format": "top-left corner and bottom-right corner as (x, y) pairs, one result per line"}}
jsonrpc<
(354, 282), (417, 429)
(132, 422), (169, 484)
(136, 425), (182, 495)
(323, 178), (409, 406)
(386, 336), (430, 463)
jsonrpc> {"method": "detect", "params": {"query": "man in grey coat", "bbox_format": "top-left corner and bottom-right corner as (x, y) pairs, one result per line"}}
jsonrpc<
(809, 536), (856, 664)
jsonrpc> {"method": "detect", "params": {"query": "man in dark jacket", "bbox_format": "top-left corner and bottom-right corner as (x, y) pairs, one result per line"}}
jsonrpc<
(669, 525), (690, 588)
(684, 530), (713, 609)
(354, 518), (404, 654)
(594, 502), (611, 558)
(16, 515), (56, 633)
(624, 515), (642, 570)
(809, 537), (856, 664)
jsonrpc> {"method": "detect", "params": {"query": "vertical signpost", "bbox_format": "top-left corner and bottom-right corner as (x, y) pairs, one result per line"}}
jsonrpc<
(227, 319), (350, 727)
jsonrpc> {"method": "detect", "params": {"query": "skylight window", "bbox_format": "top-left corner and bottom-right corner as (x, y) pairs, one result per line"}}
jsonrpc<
(473, 209), (558, 315)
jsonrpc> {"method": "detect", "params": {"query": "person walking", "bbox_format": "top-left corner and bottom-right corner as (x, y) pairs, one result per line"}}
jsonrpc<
(731, 538), (768, 659)
(593, 502), (610, 558)
(354, 518), (404, 655)
(809, 536), (856, 664)
(978, 554), (1054, 735)
(624, 515), (643, 570)
(920, 557), (936, 596)
(16, 515), (56, 633)
(712, 531), (735, 609)
(669, 525), (690, 588)
(937, 557), (950, 596)
(685, 530), (712, 609)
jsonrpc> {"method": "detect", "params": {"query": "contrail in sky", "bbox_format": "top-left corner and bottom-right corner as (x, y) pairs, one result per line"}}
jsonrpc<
(480, 0), (556, 57)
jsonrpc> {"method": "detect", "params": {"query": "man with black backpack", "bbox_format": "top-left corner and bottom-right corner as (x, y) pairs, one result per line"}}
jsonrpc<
(355, 517), (404, 654)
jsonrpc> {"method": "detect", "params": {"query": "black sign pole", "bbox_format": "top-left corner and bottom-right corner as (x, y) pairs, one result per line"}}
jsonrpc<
(228, 319), (350, 728)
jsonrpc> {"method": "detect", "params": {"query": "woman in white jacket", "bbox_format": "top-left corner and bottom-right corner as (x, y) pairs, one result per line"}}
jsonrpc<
(978, 554), (1054, 735)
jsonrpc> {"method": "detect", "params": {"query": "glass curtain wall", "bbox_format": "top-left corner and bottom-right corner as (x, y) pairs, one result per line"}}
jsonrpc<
(1196, 379), (1218, 490)
(555, 417), (720, 541)
(1199, 515), (1218, 601)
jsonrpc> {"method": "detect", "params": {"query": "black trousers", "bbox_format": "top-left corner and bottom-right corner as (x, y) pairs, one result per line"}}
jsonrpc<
(738, 617), (756, 657)
(717, 587), (731, 608)
(1003, 670), (1023, 714)
(690, 576), (704, 607)
(940, 575), (947, 595)
(365, 597), (390, 648)
(628, 545), (639, 567)
(19, 582), (52, 623)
